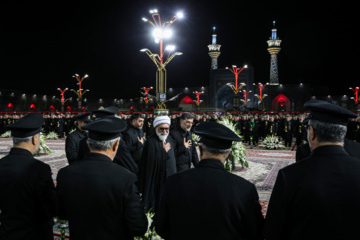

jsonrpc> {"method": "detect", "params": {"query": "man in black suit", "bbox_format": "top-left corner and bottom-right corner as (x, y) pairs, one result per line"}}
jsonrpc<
(157, 122), (264, 240)
(121, 113), (145, 165)
(56, 116), (148, 240)
(265, 100), (360, 239)
(0, 113), (56, 240)
(65, 112), (92, 164)
(169, 112), (199, 172)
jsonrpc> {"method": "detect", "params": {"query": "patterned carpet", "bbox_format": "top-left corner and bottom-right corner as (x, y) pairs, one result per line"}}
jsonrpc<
(0, 138), (296, 237)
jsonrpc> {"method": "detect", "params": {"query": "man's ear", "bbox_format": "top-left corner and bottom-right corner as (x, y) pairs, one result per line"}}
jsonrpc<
(32, 134), (38, 145)
(199, 145), (203, 157)
(309, 126), (316, 141)
(225, 150), (233, 160)
(113, 139), (120, 152)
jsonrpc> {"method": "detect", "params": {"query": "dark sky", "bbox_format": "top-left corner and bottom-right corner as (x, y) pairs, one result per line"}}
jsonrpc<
(1, 1), (359, 100)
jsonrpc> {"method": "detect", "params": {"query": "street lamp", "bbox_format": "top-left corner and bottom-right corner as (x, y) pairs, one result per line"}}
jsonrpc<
(193, 91), (204, 108)
(57, 88), (69, 112)
(72, 73), (89, 110)
(350, 87), (360, 105)
(141, 9), (183, 112)
(226, 65), (247, 109)
(240, 89), (252, 108)
(253, 82), (269, 110)
(141, 86), (153, 105)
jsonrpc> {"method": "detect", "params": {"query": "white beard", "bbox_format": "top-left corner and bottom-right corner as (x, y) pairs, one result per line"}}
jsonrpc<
(156, 131), (168, 142)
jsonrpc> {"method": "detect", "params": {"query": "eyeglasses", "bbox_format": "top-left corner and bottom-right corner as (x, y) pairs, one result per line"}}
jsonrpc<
(158, 127), (170, 132)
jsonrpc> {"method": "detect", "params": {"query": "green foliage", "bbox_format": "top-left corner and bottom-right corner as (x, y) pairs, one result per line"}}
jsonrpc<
(35, 133), (52, 156)
(0, 130), (12, 138)
(45, 131), (59, 140)
(259, 135), (286, 150)
(217, 117), (248, 171)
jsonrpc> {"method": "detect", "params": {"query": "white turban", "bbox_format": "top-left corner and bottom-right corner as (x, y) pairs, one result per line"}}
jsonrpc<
(153, 116), (171, 128)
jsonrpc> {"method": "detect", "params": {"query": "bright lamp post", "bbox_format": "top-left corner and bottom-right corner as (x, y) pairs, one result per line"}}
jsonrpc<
(141, 9), (183, 112)
(253, 82), (269, 110)
(226, 65), (247, 109)
(72, 73), (89, 110)
(350, 87), (359, 103)
(241, 89), (252, 108)
(141, 86), (153, 105)
(193, 91), (204, 107)
(57, 88), (69, 112)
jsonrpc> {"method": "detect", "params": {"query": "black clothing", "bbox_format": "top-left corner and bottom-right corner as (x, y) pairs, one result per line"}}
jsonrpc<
(122, 124), (144, 165)
(113, 139), (139, 175)
(65, 128), (86, 164)
(296, 139), (360, 162)
(283, 120), (294, 147)
(265, 145), (360, 239)
(157, 159), (264, 240)
(56, 152), (148, 240)
(169, 128), (199, 172)
(0, 148), (55, 240)
(138, 134), (176, 213)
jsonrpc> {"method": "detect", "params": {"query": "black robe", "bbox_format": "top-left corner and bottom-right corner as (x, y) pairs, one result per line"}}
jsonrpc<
(138, 134), (176, 213)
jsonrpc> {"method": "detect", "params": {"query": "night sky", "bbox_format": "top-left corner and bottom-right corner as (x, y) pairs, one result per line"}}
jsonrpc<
(1, 1), (359, 100)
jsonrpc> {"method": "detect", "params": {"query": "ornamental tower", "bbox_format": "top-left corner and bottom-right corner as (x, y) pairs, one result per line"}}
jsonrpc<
(267, 21), (281, 85)
(208, 27), (221, 69)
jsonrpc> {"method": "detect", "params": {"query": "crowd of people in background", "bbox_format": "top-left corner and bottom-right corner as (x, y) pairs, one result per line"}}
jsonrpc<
(2, 101), (360, 239)
(2, 110), (360, 146)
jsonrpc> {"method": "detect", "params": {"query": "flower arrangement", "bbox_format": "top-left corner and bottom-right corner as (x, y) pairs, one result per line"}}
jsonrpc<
(135, 211), (163, 240)
(258, 135), (286, 150)
(45, 131), (59, 140)
(35, 133), (52, 156)
(192, 133), (201, 146)
(217, 117), (248, 171)
(0, 130), (11, 138)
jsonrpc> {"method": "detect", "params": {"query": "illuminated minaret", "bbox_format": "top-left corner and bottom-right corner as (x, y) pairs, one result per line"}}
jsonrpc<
(208, 27), (221, 69)
(267, 21), (281, 85)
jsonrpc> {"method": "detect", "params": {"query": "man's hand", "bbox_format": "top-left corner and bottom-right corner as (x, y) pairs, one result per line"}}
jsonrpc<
(163, 141), (171, 153)
(137, 136), (144, 145)
(184, 138), (192, 149)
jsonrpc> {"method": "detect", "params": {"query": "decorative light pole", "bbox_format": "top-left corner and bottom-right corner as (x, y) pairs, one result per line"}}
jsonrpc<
(350, 87), (359, 103)
(57, 88), (69, 112)
(193, 91), (204, 107)
(141, 9), (184, 113)
(226, 65), (247, 109)
(141, 86), (153, 105)
(71, 73), (89, 110)
(240, 89), (252, 108)
(253, 82), (269, 110)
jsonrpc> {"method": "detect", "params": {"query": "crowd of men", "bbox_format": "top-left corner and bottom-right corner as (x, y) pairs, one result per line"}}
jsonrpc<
(1, 101), (360, 239)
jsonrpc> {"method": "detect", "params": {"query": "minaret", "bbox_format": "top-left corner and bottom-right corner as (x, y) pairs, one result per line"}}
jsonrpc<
(208, 27), (221, 70)
(267, 21), (281, 85)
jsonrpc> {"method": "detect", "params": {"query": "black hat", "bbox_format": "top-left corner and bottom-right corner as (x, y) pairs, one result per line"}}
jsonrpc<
(74, 112), (92, 123)
(82, 116), (127, 141)
(194, 122), (241, 149)
(6, 113), (44, 138)
(92, 106), (119, 119)
(304, 100), (357, 126)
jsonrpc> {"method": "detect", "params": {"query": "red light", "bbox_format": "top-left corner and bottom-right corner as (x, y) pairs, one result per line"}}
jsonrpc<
(82, 106), (85, 110)
(179, 96), (195, 104)
(67, 106), (72, 111)
(130, 106), (134, 110)
(7, 103), (13, 108)
(30, 104), (36, 109)
(50, 105), (55, 110)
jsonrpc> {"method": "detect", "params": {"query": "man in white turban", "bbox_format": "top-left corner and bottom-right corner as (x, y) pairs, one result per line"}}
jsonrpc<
(138, 115), (176, 216)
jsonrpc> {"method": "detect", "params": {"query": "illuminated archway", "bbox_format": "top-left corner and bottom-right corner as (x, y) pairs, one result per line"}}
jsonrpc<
(30, 104), (36, 112)
(272, 94), (291, 111)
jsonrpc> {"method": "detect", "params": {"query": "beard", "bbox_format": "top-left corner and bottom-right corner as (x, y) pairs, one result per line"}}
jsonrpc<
(156, 131), (168, 142)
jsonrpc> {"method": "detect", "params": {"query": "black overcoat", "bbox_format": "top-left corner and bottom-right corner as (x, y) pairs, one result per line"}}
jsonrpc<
(56, 152), (148, 240)
(121, 124), (144, 165)
(157, 159), (264, 240)
(138, 134), (176, 213)
(0, 148), (56, 240)
(265, 145), (360, 239)
(65, 128), (86, 164)
(169, 128), (199, 172)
